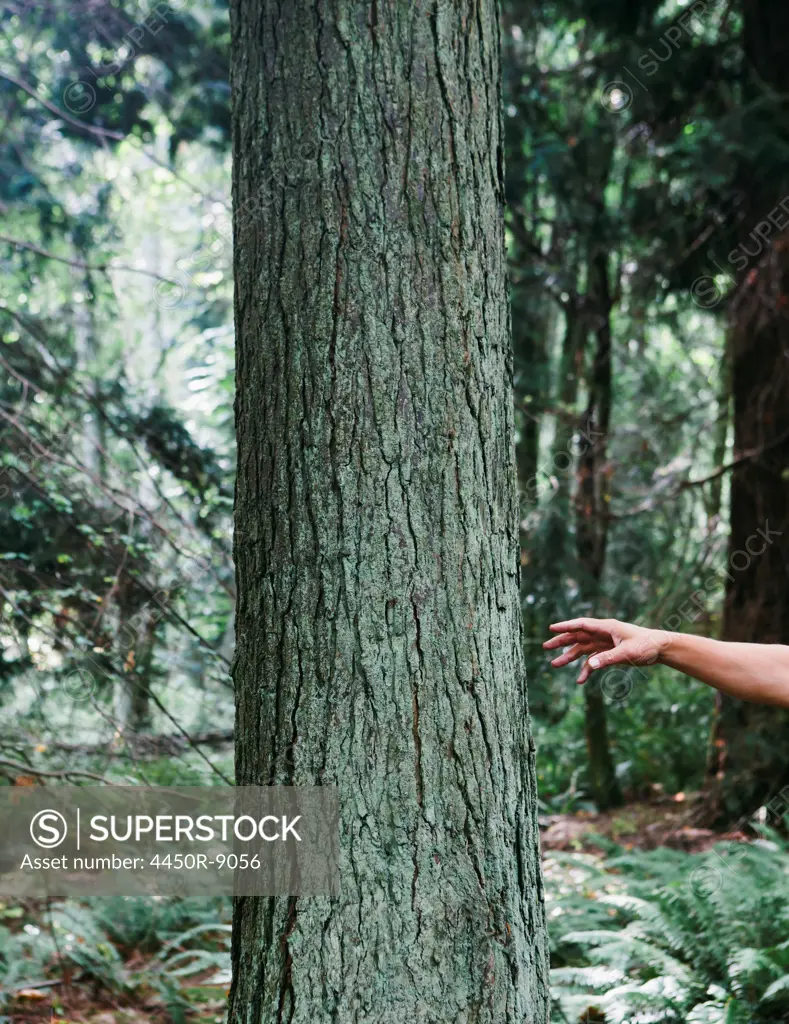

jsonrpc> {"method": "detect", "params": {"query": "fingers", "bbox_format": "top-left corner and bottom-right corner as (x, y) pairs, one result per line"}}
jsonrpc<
(545, 619), (634, 684)
(550, 642), (599, 668)
(577, 652), (606, 685)
(548, 617), (613, 635)
(543, 631), (585, 650)
(543, 629), (604, 650)
(577, 660), (595, 685)
(576, 644), (633, 685)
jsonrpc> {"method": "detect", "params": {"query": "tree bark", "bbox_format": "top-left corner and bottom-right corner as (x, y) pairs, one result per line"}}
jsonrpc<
(575, 248), (622, 812)
(704, 0), (789, 825)
(228, 3), (549, 1022)
(512, 286), (555, 695)
(114, 584), (157, 734)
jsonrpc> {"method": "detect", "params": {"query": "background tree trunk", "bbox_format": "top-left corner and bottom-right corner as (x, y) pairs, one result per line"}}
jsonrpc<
(575, 246), (622, 812)
(228, 2), (549, 1022)
(512, 286), (555, 698)
(113, 584), (157, 734)
(547, 299), (584, 560)
(706, 0), (789, 825)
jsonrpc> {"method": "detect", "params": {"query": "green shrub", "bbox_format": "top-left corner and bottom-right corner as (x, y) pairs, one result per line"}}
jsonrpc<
(535, 672), (715, 808)
(92, 893), (231, 953)
(549, 837), (789, 1023)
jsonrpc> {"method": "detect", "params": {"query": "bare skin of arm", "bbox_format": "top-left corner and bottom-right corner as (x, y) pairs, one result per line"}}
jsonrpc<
(543, 617), (789, 709)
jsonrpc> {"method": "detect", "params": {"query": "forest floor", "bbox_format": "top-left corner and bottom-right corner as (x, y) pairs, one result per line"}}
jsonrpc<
(5, 796), (752, 1023)
(539, 793), (748, 854)
(6, 981), (226, 1023)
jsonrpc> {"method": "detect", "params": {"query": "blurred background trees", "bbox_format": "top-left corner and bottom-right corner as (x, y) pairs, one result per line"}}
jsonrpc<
(0, 0), (235, 788)
(503, 0), (789, 824)
(3, 0), (789, 1017)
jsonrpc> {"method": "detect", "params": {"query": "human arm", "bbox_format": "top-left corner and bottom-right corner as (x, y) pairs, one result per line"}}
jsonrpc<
(543, 617), (789, 708)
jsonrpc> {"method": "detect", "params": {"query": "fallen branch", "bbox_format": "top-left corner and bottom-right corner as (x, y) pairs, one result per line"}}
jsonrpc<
(48, 730), (235, 759)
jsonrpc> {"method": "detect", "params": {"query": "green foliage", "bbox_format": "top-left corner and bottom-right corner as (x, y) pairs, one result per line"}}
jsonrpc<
(502, 0), (764, 814)
(550, 839), (789, 1023)
(0, 901), (129, 995)
(537, 670), (715, 805)
(91, 893), (230, 953)
(0, 0), (236, 782)
(0, 895), (231, 1018)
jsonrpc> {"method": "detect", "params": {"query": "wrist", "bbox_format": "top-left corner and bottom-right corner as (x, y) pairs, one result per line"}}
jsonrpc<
(653, 630), (678, 666)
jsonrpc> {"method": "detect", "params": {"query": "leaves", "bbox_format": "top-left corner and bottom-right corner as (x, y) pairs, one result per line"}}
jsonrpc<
(551, 839), (789, 1023)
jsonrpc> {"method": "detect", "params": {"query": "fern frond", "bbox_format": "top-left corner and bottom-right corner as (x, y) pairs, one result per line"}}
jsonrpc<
(762, 974), (789, 1002)
(551, 965), (626, 989)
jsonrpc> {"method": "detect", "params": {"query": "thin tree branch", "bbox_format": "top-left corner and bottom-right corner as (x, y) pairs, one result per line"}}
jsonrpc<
(0, 68), (123, 141)
(609, 424), (789, 519)
(0, 233), (181, 285)
(0, 757), (113, 784)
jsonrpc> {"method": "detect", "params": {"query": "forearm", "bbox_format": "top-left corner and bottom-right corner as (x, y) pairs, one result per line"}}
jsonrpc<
(659, 632), (789, 707)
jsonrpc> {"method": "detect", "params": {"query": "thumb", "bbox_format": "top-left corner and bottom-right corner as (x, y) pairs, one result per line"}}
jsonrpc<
(577, 643), (634, 684)
(588, 646), (632, 671)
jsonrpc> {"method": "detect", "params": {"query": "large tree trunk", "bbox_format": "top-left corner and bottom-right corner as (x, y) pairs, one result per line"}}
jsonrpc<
(705, 0), (789, 825)
(227, 3), (550, 1022)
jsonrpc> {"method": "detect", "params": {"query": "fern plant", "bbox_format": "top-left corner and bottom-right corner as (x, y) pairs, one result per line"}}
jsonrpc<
(550, 836), (789, 1023)
(143, 920), (232, 1024)
(0, 896), (232, 1020)
(0, 901), (129, 998)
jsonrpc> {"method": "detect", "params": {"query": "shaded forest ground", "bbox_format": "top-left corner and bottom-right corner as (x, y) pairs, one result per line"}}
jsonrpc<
(3, 794), (763, 1024)
(541, 792), (748, 854)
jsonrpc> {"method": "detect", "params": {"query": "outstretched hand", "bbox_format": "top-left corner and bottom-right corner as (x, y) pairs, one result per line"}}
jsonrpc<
(543, 617), (670, 685)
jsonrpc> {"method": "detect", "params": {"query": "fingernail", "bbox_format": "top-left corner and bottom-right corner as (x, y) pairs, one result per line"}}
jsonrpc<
(589, 656), (601, 669)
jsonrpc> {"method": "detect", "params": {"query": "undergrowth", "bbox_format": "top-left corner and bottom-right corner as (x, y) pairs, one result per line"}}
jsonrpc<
(4, 833), (789, 1023)
(549, 830), (789, 1023)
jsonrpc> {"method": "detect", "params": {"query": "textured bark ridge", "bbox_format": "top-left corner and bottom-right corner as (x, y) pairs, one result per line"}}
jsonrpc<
(228, 2), (549, 1020)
